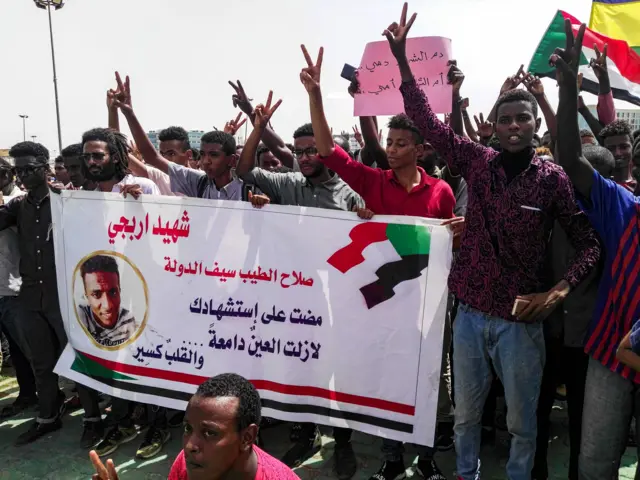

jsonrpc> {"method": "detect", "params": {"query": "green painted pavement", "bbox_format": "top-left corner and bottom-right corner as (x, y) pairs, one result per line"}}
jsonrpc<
(0, 376), (638, 479)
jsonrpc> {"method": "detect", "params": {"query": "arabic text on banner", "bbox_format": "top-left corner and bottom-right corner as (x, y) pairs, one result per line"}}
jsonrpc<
(52, 191), (451, 446)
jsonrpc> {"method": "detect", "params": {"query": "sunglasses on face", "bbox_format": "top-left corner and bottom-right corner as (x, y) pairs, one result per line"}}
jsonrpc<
(79, 152), (107, 162)
(293, 147), (319, 159)
(14, 165), (44, 177)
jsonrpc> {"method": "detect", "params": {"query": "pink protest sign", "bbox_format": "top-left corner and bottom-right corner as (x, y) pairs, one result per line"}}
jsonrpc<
(354, 37), (452, 116)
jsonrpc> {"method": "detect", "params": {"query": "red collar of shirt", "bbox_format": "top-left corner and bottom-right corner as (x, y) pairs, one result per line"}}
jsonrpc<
(383, 166), (437, 192)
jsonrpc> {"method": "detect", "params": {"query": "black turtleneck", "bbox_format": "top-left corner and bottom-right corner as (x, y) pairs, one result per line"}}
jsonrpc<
(500, 146), (535, 184)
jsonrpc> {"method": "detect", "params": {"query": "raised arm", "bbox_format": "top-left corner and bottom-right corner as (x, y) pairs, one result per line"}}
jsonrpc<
(348, 76), (388, 167)
(384, 3), (492, 177)
(359, 116), (389, 168)
(111, 72), (171, 175)
(487, 65), (526, 123)
(590, 44), (617, 125)
(301, 44), (378, 195)
(447, 61), (467, 138)
(229, 80), (296, 169)
(461, 99), (479, 143)
(553, 20), (596, 198)
(523, 73), (557, 140)
(107, 90), (120, 132)
(236, 91), (282, 178)
(300, 45), (333, 157)
(578, 95), (604, 139)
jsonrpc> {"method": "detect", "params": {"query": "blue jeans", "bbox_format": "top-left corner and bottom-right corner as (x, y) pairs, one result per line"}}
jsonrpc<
(453, 303), (545, 480)
(578, 357), (640, 480)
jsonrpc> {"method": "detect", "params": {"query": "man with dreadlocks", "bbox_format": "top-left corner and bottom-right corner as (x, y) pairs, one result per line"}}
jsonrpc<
(81, 128), (159, 196)
(80, 128), (172, 459)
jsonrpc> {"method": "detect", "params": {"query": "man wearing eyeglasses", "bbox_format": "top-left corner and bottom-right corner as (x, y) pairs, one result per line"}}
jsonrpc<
(235, 112), (363, 478)
(236, 123), (363, 212)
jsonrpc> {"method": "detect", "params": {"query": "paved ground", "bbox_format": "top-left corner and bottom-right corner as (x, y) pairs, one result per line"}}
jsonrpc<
(0, 368), (638, 479)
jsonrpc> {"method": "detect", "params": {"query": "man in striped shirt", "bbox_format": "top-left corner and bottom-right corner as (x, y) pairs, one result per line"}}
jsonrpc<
(78, 255), (137, 349)
(553, 20), (640, 480)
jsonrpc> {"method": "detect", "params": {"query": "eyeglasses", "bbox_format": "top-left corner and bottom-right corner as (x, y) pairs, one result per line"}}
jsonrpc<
(80, 152), (107, 162)
(14, 165), (44, 177)
(293, 147), (319, 159)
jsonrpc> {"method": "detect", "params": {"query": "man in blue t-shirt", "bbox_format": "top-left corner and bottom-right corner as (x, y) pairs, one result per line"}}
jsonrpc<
(617, 321), (640, 372)
(553, 21), (640, 479)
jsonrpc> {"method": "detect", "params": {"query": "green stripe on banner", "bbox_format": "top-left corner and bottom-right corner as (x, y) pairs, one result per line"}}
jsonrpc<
(71, 350), (136, 381)
(634, 46), (640, 56)
(528, 10), (589, 77)
(386, 224), (430, 257)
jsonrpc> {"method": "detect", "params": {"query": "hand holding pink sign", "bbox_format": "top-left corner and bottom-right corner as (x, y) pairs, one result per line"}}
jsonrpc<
(354, 37), (453, 116)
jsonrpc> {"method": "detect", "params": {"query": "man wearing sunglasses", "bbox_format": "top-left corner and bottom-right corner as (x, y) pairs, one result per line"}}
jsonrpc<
(81, 128), (159, 197)
(0, 157), (38, 423)
(0, 142), (104, 447)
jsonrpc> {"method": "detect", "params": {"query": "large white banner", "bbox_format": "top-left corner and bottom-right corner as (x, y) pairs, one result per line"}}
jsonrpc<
(52, 191), (451, 446)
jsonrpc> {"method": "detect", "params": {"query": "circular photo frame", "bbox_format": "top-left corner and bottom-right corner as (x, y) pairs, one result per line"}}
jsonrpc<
(72, 250), (149, 351)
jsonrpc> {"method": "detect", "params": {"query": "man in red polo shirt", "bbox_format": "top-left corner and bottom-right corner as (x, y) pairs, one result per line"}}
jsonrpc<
(298, 46), (455, 221)
(299, 44), (455, 480)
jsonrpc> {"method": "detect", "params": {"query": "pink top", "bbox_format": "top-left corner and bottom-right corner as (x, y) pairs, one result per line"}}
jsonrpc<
(168, 445), (300, 480)
(597, 91), (616, 126)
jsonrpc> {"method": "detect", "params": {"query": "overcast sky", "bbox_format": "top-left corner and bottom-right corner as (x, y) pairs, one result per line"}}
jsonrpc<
(1, 0), (599, 156)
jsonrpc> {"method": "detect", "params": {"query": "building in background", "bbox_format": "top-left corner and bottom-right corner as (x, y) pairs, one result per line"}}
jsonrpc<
(147, 130), (205, 151)
(147, 131), (159, 150)
(579, 106), (640, 132)
(617, 109), (640, 131)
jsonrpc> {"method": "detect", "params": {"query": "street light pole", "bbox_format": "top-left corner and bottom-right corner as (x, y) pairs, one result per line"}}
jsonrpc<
(19, 115), (29, 141)
(33, 0), (64, 152)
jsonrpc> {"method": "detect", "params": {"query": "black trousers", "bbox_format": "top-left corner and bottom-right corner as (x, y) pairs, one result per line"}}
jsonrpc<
(21, 305), (100, 421)
(533, 335), (588, 480)
(3, 329), (37, 400)
(109, 398), (167, 429)
(298, 422), (352, 445)
(0, 296), (37, 401)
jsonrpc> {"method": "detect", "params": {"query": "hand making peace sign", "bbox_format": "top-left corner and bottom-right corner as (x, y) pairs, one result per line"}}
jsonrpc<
(300, 44), (324, 93)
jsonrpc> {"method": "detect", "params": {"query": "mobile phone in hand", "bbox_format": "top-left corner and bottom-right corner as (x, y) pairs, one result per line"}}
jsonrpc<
(511, 298), (531, 317)
(341, 64), (357, 81)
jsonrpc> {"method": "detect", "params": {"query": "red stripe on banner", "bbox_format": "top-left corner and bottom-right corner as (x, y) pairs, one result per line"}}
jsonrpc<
(78, 350), (415, 415)
(560, 10), (640, 83)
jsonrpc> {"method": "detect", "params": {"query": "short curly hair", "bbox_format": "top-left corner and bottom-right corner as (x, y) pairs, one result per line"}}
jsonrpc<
(600, 119), (633, 141)
(80, 254), (120, 280)
(61, 143), (83, 159)
(495, 89), (539, 119)
(158, 126), (191, 152)
(200, 131), (236, 156)
(256, 144), (270, 162)
(195, 373), (261, 432)
(293, 123), (314, 139)
(9, 141), (50, 163)
(388, 113), (424, 144)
